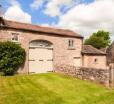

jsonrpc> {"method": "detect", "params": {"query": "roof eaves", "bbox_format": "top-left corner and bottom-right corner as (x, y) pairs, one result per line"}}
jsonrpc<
(3, 20), (83, 39)
(3, 26), (83, 38)
(82, 52), (106, 55)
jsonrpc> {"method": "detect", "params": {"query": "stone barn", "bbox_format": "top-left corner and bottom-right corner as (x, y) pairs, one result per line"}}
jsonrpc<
(0, 17), (110, 74)
(0, 18), (83, 73)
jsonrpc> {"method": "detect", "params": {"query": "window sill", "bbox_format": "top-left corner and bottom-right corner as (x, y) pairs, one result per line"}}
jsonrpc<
(67, 48), (76, 50)
(94, 62), (98, 64)
(12, 41), (21, 45)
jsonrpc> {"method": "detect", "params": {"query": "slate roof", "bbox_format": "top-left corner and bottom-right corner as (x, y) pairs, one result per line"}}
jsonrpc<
(1, 18), (83, 38)
(100, 48), (107, 53)
(82, 45), (106, 55)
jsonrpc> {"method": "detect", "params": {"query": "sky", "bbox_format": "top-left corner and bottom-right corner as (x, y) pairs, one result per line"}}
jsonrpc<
(0, 0), (114, 41)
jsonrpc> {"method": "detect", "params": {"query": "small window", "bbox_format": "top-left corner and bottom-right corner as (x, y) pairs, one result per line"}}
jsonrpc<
(11, 33), (19, 42)
(94, 58), (98, 62)
(68, 39), (74, 48)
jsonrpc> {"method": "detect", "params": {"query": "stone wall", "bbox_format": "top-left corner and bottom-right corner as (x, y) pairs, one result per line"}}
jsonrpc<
(109, 64), (114, 87)
(55, 64), (110, 87)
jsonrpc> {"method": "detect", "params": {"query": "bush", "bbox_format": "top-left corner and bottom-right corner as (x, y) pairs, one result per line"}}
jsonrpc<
(0, 72), (5, 76)
(2, 68), (14, 76)
(0, 41), (25, 75)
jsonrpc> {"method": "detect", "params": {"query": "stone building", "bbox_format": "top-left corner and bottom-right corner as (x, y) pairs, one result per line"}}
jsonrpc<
(0, 18), (83, 73)
(0, 18), (108, 73)
(106, 41), (114, 69)
(82, 45), (107, 69)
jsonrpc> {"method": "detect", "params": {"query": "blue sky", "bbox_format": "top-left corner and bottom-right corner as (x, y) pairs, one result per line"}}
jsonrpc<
(1, 0), (94, 25)
(1, 0), (114, 40)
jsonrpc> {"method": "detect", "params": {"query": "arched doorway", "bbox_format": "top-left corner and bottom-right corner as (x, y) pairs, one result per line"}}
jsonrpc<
(29, 40), (53, 73)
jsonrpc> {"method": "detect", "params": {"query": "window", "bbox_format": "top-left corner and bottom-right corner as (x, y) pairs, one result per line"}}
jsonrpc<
(94, 58), (98, 63)
(68, 39), (74, 48)
(11, 33), (19, 42)
(29, 40), (53, 48)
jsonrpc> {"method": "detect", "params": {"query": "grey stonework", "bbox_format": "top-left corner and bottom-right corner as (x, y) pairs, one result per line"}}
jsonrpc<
(55, 64), (111, 87)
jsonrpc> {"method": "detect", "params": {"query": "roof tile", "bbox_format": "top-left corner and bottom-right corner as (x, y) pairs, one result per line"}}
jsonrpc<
(2, 19), (83, 38)
(82, 45), (106, 55)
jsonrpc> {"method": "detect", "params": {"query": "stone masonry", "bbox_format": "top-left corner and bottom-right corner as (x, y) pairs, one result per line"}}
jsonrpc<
(55, 64), (110, 87)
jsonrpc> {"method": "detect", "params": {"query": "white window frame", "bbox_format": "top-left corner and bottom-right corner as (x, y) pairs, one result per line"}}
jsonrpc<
(11, 33), (19, 43)
(68, 39), (74, 49)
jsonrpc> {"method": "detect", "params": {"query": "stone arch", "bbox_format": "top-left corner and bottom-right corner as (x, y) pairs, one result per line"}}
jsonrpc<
(29, 39), (53, 49)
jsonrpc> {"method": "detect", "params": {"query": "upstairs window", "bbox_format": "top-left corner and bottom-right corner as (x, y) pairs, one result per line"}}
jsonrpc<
(68, 39), (74, 48)
(11, 33), (19, 42)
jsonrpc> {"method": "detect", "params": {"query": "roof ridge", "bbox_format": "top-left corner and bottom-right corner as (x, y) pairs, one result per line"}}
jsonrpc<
(89, 45), (105, 54)
(83, 45), (106, 55)
(3, 19), (83, 38)
(5, 19), (65, 31)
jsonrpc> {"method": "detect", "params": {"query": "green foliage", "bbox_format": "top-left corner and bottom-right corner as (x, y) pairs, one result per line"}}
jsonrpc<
(84, 30), (111, 49)
(0, 41), (25, 75)
(0, 72), (5, 76)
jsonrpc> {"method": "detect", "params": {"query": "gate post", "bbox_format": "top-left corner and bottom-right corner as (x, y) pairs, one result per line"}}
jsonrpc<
(109, 64), (114, 87)
(112, 68), (114, 87)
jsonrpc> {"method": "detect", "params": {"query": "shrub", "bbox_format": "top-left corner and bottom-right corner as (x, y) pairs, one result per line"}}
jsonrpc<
(0, 72), (5, 76)
(0, 41), (25, 75)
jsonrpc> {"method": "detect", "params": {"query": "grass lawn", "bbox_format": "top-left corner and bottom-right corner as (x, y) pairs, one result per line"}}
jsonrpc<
(0, 73), (114, 104)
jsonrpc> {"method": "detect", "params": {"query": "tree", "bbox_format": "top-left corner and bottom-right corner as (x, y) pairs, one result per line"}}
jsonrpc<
(84, 30), (111, 49)
(0, 41), (25, 75)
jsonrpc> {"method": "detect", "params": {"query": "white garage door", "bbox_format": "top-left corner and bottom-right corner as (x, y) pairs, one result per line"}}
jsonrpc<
(29, 40), (53, 73)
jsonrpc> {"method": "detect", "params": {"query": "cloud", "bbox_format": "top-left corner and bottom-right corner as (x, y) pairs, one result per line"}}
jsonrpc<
(8, 0), (20, 6)
(44, 2), (61, 17)
(30, 0), (80, 17)
(4, 5), (31, 23)
(44, 0), (80, 17)
(57, 0), (114, 41)
(30, 0), (44, 10)
(40, 23), (52, 27)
